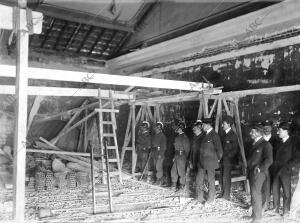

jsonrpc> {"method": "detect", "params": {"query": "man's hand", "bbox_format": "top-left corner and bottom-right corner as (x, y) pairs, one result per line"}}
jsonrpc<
(254, 166), (261, 174)
(172, 158), (175, 162)
(189, 162), (193, 169)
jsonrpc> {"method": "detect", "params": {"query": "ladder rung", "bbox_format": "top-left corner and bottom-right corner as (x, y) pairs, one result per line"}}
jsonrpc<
(103, 133), (115, 137)
(102, 121), (113, 124)
(95, 108), (119, 113)
(107, 146), (118, 150)
(108, 158), (117, 162)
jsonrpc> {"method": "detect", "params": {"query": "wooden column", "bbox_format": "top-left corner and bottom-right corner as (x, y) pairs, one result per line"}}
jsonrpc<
(131, 103), (137, 176)
(13, 0), (28, 221)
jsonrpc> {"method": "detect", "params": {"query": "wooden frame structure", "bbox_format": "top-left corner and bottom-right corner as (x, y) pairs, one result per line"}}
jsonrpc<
(119, 84), (300, 189)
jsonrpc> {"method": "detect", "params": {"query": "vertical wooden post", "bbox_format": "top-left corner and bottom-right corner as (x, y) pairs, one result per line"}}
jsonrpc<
(131, 103), (136, 176)
(214, 97), (222, 133)
(84, 108), (88, 152)
(13, 0), (28, 221)
(90, 146), (96, 214)
(197, 99), (203, 120)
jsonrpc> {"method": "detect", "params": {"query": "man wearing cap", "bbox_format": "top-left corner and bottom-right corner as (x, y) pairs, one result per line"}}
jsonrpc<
(261, 120), (276, 212)
(245, 124), (273, 223)
(189, 120), (205, 196)
(171, 122), (190, 191)
(151, 121), (167, 185)
(136, 121), (152, 177)
(219, 115), (239, 201)
(197, 118), (223, 203)
(270, 122), (297, 216)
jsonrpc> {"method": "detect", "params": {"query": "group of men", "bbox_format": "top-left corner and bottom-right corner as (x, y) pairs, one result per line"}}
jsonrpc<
(135, 117), (299, 223)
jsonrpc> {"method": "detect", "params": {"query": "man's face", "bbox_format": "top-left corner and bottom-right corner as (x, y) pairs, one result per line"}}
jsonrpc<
(222, 121), (230, 131)
(202, 123), (210, 131)
(277, 128), (288, 139)
(249, 129), (259, 140)
(192, 126), (201, 135)
(154, 126), (161, 134)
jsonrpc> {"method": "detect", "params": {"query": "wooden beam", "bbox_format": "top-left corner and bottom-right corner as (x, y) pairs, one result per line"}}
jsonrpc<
(108, 0), (300, 72)
(220, 85), (300, 98)
(13, 1), (28, 221)
(0, 64), (212, 91)
(129, 35), (300, 77)
(134, 89), (222, 105)
(0, 4), (42, 34)
(0, 85), (134, 99)
(26, 148), (91, 157)
(35, 3), (134, 32)
(27, 95), (44, 132)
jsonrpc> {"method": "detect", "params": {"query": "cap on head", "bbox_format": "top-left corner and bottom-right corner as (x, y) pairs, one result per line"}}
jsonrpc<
(251, 123), (264, 134)
(156, 121), (164, 129)
(222, 115), (234, 125)
(279, 122), (290, 131)
(193, 120), (202, 128)
(202, 118), (213, 125)
(141, 121), (150, 129)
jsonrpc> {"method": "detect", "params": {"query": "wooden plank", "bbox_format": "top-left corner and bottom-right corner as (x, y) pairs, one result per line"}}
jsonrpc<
(131, 103), (137, 176)
(0, 64), (212, 91)
(13, 2), (28, 221)
(76, 123), (84, 152)
(0, 4), (43, 34)
(0, 85), (134, 99)
(208, 99), (218, 118)
(95, 108), (119, 113)
(83, 108), (88, 152)
(108, 0), (300, 72)
(134, 89), (222, 105)
(27, 96), (44, 132)
(214, 98), (222, 133)
(26, 148), (91, 157)
(222, 98), (231, 116)
(233, 97), (247, 168)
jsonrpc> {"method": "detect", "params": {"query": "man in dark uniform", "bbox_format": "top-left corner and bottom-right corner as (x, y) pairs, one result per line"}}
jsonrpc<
(188, 120), (205, 196)
(245, 124), (273, 223)
(136, 121), (152, 178)
(270, 122), (296, 216)
(171, 122), (190, 191)
(261, 120), (276, 212)
(219, 115), (239, 201)
(197, 118), (223, 203)
(151, 121), (167, 185)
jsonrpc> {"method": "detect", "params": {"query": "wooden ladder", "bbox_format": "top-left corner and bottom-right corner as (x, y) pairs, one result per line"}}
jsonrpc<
(95, 89), (122, 184)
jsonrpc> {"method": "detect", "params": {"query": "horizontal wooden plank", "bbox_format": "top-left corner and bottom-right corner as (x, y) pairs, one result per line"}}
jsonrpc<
(26, 148), (91, 157)
(95, 108), (119, 113)
(0, 64), (212, 91)
(0, 4), (43, 34)
(0, 85), (134, 99)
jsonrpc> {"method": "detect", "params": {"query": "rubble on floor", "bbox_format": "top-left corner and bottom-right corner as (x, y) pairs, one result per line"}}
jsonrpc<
(1, 178), (300, 223)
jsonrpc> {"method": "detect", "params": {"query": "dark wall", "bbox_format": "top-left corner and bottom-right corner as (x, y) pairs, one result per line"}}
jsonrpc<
(158, 44), (300, 142)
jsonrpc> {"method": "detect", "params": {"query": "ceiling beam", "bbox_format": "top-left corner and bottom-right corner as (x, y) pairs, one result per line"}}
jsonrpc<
(0, 64), (212, 91)
(107, 0), (300, 73)
(130, 35), (300, 77)
(36, 4), (134, 33)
